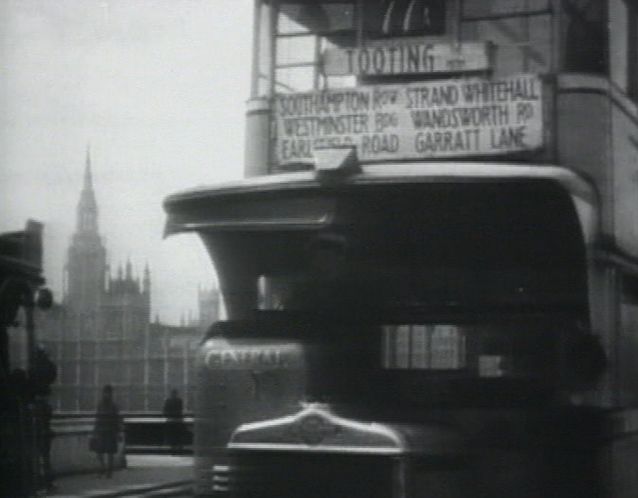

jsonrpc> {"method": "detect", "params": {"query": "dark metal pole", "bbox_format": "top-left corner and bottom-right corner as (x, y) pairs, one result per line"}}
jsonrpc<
(24, 288), (40, 497)
(24, 288), (36, 371)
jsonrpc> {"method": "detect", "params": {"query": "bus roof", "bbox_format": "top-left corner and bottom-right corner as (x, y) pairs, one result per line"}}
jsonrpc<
(164, 162), (598, 242)
(166, 163), (594, 203)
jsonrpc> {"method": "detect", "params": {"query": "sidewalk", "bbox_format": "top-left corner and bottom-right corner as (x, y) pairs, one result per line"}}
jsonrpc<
(48, 455), (193, 498)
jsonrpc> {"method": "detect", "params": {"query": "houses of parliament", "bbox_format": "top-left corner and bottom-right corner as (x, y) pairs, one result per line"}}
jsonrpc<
(18, 152), (219, 413)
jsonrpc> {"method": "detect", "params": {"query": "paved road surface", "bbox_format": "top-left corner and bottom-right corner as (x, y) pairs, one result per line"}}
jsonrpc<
(48, 455), (193, 497)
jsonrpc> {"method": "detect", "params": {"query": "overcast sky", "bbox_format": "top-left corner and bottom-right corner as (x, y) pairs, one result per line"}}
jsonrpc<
(0, 0), (253, 324)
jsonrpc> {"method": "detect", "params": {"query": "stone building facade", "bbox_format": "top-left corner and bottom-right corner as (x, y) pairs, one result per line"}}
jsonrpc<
(24, 152), (219, 413)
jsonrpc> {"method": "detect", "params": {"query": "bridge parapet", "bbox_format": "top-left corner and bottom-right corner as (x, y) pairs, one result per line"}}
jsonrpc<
(49, 413), (193, 476)
(123, 413), (194, 454)
(50, 415), (125, 476)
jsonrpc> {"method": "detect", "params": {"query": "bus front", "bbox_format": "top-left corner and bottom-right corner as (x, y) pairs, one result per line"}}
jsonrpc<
(164, 162), (605, 498)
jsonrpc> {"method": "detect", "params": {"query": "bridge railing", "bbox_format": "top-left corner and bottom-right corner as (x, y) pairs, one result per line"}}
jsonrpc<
(123, 413), (194, 454)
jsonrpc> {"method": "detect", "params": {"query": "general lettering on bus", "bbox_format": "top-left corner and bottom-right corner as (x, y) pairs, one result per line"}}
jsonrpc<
(205, 348), (287, 369)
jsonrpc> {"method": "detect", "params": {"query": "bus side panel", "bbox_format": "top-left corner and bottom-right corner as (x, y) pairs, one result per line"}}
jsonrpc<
(604, 429), (638, 498)
(411, 448), (600, 498)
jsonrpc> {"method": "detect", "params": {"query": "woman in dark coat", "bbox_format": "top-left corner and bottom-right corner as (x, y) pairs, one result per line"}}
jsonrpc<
(163, 389), (184, 452)
(92, 384), (121, 478)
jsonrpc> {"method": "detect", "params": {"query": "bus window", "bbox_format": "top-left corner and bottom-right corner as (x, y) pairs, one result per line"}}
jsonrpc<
(381, 321), (555, 381)
(383, 324), (467, 370)
(563, 0), (607, 75)
(460, 0), (552, 76)
(278, 2), (355, 34)
(275, 1), (356, 92)
(256, 232), (352, 312)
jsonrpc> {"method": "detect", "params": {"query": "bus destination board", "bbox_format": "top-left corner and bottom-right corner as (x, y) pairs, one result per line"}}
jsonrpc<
(273, 73), (544, 164)
(323, 41), (491, 76)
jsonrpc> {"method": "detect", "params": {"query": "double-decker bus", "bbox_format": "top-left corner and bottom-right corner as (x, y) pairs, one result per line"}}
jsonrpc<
(164, 1), (638, 497)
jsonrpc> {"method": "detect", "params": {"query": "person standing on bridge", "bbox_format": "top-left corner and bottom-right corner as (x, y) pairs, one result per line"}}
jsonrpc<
(163, 389), (184, 453)
(91, 384), (121, 478)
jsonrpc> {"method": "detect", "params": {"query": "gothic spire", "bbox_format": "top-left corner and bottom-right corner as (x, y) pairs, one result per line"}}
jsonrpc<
(84, 146), (93, 189)
(76, 146), (98, 233)
(66, 146), (107, 315)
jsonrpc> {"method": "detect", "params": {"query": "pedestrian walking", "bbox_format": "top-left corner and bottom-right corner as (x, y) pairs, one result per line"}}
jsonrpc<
(162, 389), (184, 452)
(91, 384), (121, 478)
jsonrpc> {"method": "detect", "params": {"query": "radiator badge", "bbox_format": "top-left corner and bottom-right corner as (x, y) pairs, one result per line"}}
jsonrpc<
(291, 413), (338, 445)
